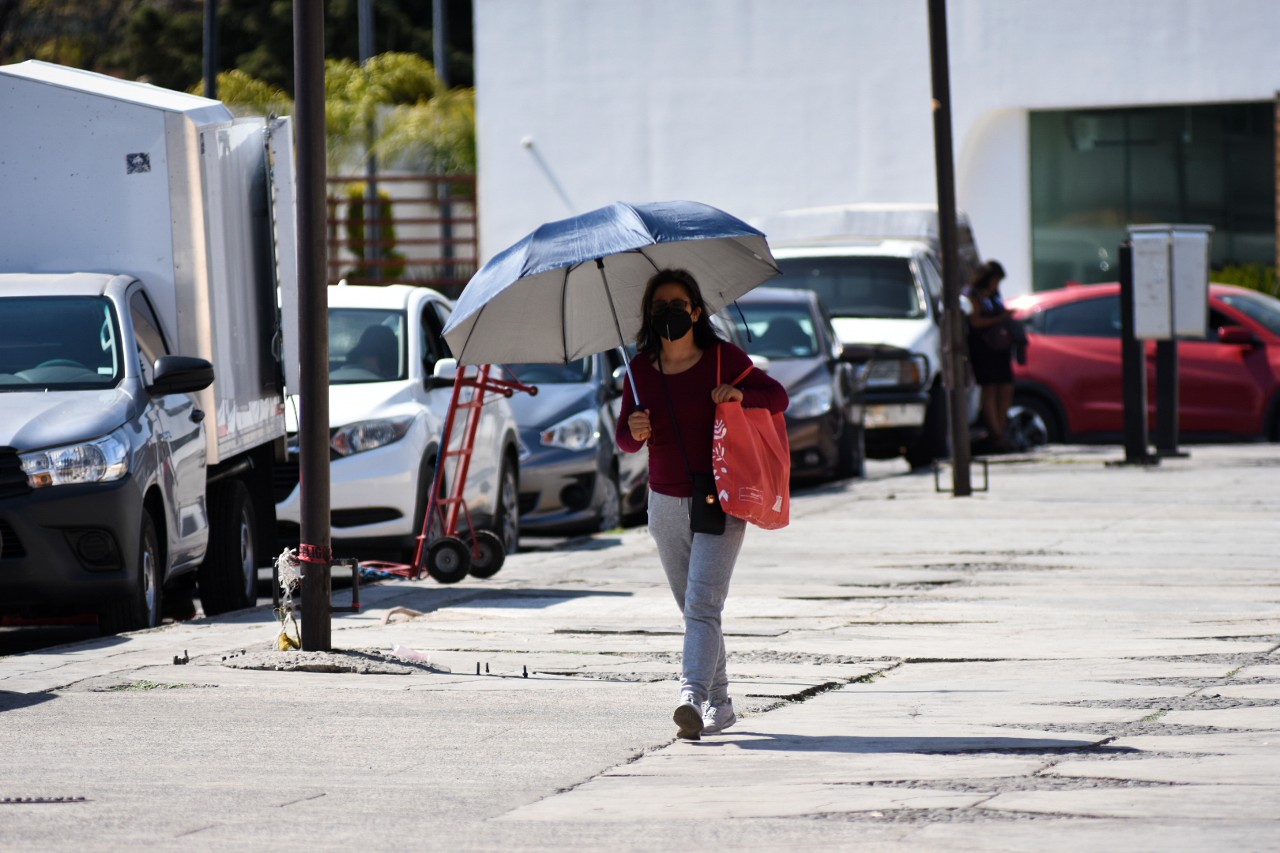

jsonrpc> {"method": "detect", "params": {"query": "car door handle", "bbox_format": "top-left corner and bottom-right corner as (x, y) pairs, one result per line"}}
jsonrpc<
(190, 409), (206, 423)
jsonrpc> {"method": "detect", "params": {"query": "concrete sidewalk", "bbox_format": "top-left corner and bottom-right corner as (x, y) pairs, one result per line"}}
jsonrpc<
(1, 444), (1278, 851)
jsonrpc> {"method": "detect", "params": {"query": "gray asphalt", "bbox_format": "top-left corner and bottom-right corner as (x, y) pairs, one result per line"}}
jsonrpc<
(2, 443), (1278, 852)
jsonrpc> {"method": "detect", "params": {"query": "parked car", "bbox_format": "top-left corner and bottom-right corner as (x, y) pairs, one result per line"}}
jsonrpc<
(274, 284), (522, 565)
(1007, 282), (1280, 445)
(503, 348), (648, 534)
(729, 287), (867, 480)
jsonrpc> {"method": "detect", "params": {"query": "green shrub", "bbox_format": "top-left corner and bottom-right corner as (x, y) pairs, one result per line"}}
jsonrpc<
(343, 183), (406, 282)
(1212, 263), (1277, 297)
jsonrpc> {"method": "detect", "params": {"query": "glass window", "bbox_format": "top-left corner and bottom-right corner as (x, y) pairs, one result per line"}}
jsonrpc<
(130, 291), (169, 384)
(1219, 290), (1280, 336)
(0, 297), (121, 389)
(773, 256), (925, 319)
(329, 308), (406, 383)
(1030, 103), (1275, 291)
(506, 359), (591, 384)
(737, 301), (820, 359)
(1040, 295), (1122, 338)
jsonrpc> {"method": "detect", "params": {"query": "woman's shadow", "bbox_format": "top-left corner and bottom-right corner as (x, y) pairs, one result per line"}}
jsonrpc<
(695, 731), (1136, 755)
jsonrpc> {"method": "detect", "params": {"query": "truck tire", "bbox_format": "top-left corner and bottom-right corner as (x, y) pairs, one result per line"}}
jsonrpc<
(199, 480), (258, 615)
(99, 511), (162, 635)
(905, 384), (948, 470)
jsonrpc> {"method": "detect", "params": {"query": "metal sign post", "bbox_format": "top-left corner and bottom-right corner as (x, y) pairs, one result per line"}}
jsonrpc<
(1129, 224), (1213, 459)
(1117, 242), (1156, 466)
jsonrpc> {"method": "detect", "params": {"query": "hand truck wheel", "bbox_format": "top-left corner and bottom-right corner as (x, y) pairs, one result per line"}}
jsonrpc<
(467, 529), (506, 579)
(426, 536), (471, 584)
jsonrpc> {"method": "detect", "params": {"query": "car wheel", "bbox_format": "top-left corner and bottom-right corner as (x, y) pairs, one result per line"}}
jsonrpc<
(905, 384), (948, 470)
(403, 457), (443, 566)
(199, 480), (258, 615)
(493, 457), (519, 555)
(834, 414), (866, 480)
(467, 529), (506, 579)
(1009, 394), (1061, 447)
(99, 511), (162, 635)
(596, 468), (623, 532)
(426, 536), (470, 584)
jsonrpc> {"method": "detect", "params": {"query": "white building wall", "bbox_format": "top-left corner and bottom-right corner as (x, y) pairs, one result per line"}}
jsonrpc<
(474, 0), (1280, 296)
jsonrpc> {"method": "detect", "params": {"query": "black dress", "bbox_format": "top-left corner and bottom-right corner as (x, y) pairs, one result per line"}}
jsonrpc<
(966, 289), (1014, 386)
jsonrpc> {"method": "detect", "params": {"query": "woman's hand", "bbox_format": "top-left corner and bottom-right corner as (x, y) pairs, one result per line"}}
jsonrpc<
(628, 410), (652, 442)
(711, 384), (744, 404)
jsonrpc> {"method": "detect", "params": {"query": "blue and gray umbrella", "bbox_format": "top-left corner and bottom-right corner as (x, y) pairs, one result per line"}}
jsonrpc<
(441, 201), (779, 392)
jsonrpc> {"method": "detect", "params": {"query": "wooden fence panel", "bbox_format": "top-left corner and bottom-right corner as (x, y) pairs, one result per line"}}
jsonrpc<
(326, 173), (477, 298)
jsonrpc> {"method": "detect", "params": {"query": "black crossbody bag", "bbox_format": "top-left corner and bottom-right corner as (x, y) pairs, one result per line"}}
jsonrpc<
(657, 352), (726, 536)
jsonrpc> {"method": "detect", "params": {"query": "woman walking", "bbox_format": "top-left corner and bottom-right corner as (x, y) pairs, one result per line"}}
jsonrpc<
(616, 268), (788, 740)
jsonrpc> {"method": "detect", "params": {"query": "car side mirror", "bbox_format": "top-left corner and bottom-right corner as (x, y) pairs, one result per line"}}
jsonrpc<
(426, 357), (458, 389)
(839, 343), (874, 364)
(1218, 325), (1259, 347)
(610, 364), (628, 397)
(148, 355), (214, 396)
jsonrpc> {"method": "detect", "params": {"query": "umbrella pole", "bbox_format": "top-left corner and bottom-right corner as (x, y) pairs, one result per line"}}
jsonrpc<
(596, 258), (642, 407)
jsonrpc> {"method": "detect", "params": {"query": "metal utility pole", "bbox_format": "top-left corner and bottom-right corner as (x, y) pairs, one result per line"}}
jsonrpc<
(927, 0), (972, 496)
(434, 0), (456, 284)
(294, 1), (333, 650)
(359, 0), (381, 282)
(202, 0), (219, 100)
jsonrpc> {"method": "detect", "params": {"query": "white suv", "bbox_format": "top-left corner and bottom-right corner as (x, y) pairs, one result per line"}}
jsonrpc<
(275, 284), (522, 564)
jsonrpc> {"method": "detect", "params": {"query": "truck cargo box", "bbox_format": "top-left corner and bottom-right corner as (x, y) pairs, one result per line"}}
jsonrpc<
(0, 60), (298, 464)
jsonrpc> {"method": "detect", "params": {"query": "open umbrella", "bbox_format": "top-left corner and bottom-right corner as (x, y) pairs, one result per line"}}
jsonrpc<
(441, 201), (779, 389)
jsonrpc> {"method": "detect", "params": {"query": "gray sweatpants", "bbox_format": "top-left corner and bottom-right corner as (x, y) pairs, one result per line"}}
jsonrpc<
(647, 490), (747, 705)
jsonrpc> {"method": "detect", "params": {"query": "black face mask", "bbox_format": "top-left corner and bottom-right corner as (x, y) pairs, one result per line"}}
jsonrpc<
(654, 306), (693, 341)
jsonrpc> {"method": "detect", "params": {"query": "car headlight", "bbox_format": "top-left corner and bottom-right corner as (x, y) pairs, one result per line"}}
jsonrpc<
(865, 355), (928, 390)
(540, 410), (599, 452)
(330, 416), (413, 457)
(21, 432), (129, 488)
(787, 384), (833, 419)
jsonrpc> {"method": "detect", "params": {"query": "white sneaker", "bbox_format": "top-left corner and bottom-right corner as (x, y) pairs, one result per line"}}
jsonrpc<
(673, 696), (703, 740)
(701, 698), (736, 734)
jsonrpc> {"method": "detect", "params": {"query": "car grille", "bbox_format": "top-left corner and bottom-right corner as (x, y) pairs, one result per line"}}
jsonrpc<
(0, 446), (32, 500)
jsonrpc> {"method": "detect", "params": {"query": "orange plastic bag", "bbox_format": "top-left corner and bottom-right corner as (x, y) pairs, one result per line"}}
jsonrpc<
(711, 359), (791, 529)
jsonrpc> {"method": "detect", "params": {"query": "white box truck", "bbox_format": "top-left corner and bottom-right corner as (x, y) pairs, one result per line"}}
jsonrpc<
(0, 61), (298, 632)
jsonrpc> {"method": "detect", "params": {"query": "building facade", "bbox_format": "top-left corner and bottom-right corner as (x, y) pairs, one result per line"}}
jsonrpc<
(473, 0), (1279, 296)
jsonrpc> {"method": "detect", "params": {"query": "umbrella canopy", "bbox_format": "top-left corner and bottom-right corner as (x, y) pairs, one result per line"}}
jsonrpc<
(442, 200), (779, 366)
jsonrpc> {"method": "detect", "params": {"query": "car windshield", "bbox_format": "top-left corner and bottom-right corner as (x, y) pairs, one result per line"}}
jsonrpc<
(330, 309), (407, 383)
(1220, 290), (1280, 336)
(737, 302), (819, 359)
(506, 359), (591, 384)
(773, 256), (925, 319)
(0, 297), (122, 391)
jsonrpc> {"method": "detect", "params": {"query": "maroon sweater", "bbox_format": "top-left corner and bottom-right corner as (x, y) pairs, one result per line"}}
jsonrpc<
(616, 341), (789, 497)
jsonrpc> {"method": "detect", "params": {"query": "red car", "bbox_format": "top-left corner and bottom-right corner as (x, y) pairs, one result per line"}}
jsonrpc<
(1006, 282), (1280, 445)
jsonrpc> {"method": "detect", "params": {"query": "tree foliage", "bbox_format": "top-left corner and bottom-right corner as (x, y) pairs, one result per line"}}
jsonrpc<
(0, 1), (473, 92)
(197, 52), (475, 175)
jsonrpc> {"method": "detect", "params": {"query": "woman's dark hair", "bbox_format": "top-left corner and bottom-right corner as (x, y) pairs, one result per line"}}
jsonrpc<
(634, 268), (722, 353)
(971, 259), (1006, 292)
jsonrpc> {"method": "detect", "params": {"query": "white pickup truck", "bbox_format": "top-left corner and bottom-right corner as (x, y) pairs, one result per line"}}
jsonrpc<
(752, 204), (981, 468)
